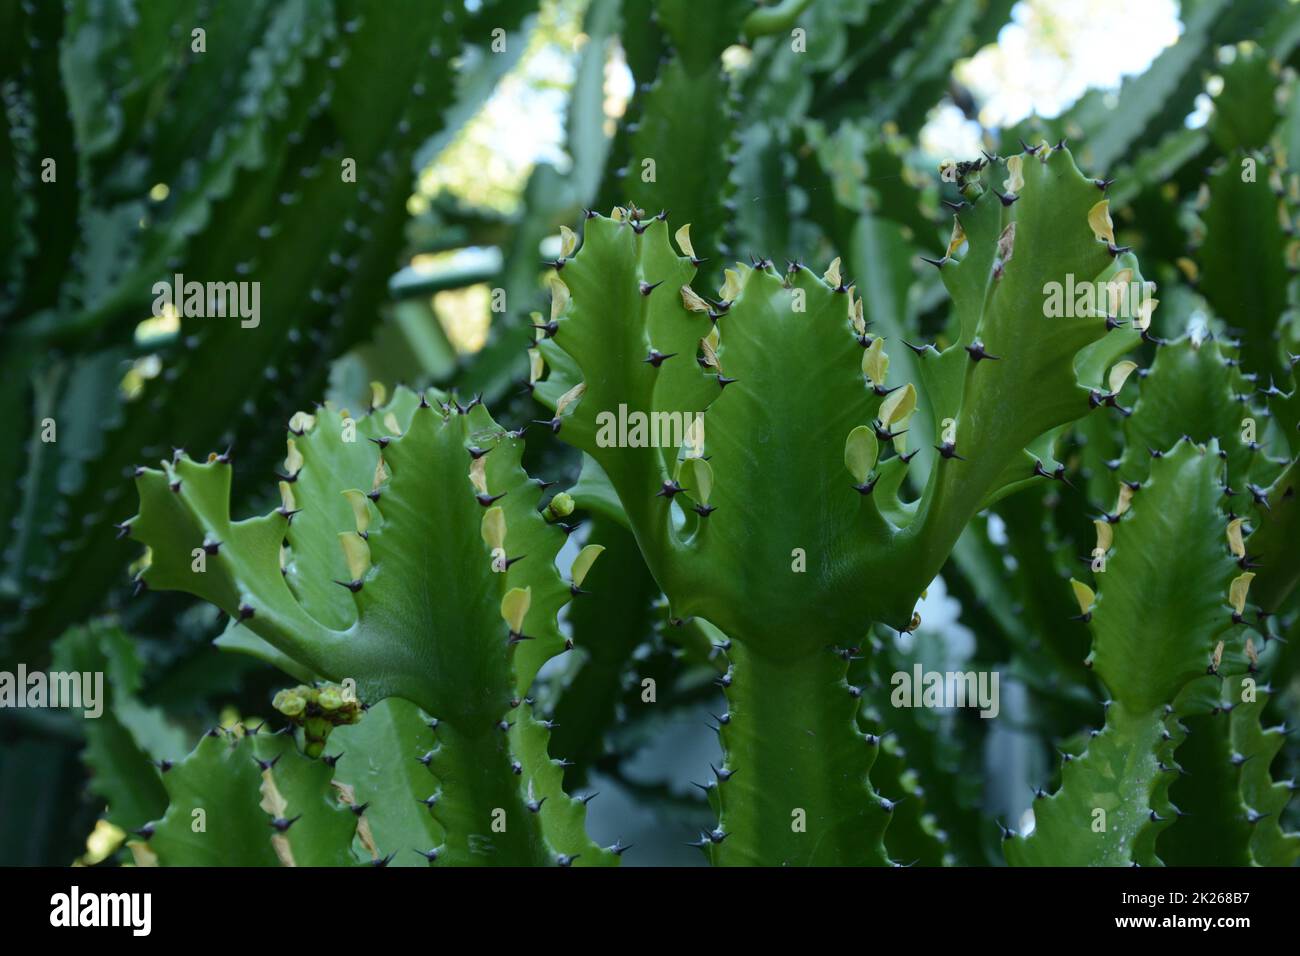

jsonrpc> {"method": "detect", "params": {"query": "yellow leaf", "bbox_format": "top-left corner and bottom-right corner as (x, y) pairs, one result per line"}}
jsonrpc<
(1088, 199), (1115, 246)
(1070, 578), (1096, 616)
(1107, 360), (1138, 394)
(879, 381), (916, 426)
(674, 223), (695, 259)
(1229, 572), (1255, 615)
(844, 425), (879, 484)
(1093, 519), (1113, 553)
(548, 274), (570, 323)
(339, 532), (371, 582)
(284, 438), (304, 475)
(555, 381), (586, 416)
(720, 268), (743, 302)
(571, 545), (605, 588)
(861, 337), (888, 386)
(342, 489), (371, 534)
(501, 586), (532, 634)
(481, 506), (506, 553)
(824, 256), (842, 288)
(1003, 154), (1024, 194)
(468, 455), (488, 495)
(945, 218), (966, 259)
(1226, 517), (1245, 558)
(681, 285), (712, 313)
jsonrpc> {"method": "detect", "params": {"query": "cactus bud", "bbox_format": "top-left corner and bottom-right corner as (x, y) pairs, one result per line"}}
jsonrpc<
(273, 683), (362, 759)
(545, 492), (575, 522)
(318, 686), (344, 711)
(273, 688), (306, 718)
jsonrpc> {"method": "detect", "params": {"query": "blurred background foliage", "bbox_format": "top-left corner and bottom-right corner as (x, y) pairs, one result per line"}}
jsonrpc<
(2, 0), (1298, 865)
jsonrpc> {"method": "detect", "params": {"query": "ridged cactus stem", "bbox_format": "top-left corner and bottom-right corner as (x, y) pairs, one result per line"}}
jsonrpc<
(127, 387), (615, 866)
(707, 636), (890, 865)
(428, 722), (548, 866)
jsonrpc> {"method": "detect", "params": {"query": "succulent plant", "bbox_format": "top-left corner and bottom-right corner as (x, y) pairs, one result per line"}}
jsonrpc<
(8, 0), (1300, 873)
(124, 387), (617, 865)
(1, 0), (539, 661)
(531, 143), (1149, 863)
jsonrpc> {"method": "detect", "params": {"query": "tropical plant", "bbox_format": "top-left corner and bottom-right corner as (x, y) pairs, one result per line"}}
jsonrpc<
(3, 0), (1297, 869)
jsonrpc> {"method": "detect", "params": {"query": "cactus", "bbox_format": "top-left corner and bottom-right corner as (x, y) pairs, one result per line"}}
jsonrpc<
(1004, 439), (1254, 865)
(1, 0), (540, 659)
(532, 144), (1146, 863)
(124, 387), (616, 865)
(8, 0), (1300, 873)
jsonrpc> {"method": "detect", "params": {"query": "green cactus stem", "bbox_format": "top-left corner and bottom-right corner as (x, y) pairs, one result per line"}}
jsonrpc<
(126, 386), (614, 866)
(1006, 440), (1254, 866)
(535, 144), (1144, 863)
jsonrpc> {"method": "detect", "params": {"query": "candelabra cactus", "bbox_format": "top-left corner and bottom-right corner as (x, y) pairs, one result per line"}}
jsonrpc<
(124, 387), (616, 865)
(1002, 316), (1299, 865)
(533, 144), (1148, 864)
(1004, 438), (1256, 865)
(1, 0), (539, 659)
(11, 0), (1300, 873)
